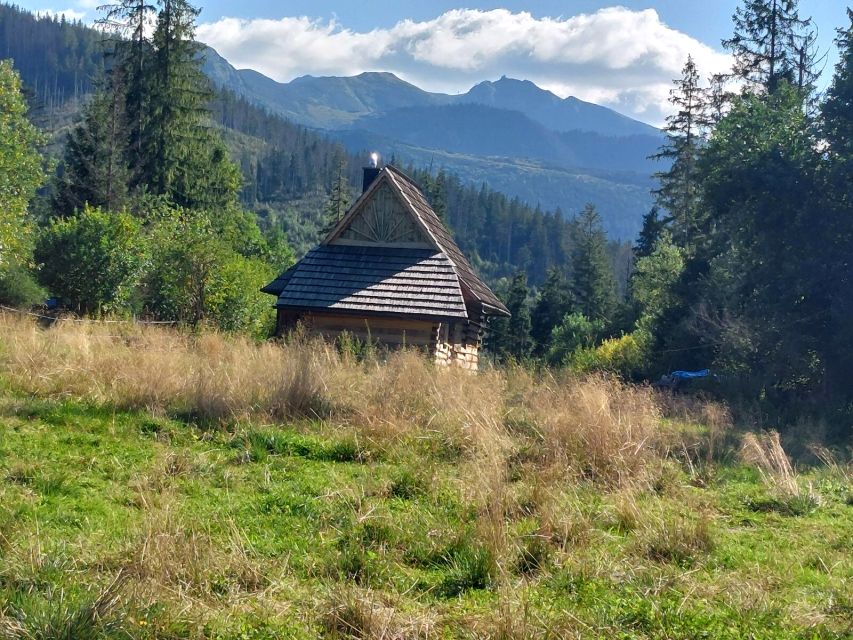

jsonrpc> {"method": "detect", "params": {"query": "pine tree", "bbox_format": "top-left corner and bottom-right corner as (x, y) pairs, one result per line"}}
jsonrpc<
(142, 0), (240, 210)
(570, 204), (617, 323)
(97, 0), (155, 181)
(504, 271), (533, 360)
(651, 56), (710, 248)
(722, 0), (817, 95)
(634, 206), (667, 260)
(53, 74), (129, 215)
(531, 267), (571, 352)
(324, 156), (350, 230)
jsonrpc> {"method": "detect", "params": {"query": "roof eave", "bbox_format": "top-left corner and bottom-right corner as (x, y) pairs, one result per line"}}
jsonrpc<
(273, 303), (469, 323)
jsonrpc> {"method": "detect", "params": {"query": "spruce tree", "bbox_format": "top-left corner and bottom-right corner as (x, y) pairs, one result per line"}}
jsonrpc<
(53, 75), (129, 215)
(324, 156), (350, 230)
(820, 9), (853, 403)
(429, 169), (448, 221)
(651, 56), (710, 249)
(531, 267), (571, 353)
(98, 0), (155, 181)
(143, 0), (240, 210)
(634, 206), (667, 260)
(570, 204), (617, 323)
(722, 0), (817, 95)
(504, 271), (533, 360)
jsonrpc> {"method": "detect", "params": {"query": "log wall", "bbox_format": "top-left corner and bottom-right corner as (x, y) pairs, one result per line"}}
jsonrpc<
(275, 310), (483, 370)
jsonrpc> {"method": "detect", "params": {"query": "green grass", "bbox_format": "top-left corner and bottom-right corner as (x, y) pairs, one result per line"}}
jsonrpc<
(0, 393), (851, 639)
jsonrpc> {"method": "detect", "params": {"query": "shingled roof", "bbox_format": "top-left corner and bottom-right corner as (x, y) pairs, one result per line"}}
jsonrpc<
(262, 165), (509, 321)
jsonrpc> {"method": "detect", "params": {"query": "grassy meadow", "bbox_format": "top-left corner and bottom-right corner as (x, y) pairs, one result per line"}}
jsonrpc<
(0, 314), (850, 639)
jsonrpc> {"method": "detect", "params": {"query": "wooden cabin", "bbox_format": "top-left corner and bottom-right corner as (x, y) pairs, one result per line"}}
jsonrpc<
(261, 164), (510, 370)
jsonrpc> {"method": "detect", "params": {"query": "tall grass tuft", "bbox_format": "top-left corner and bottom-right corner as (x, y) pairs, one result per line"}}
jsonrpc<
(0, 572), (128, 640)
(740, 431), (800, 497)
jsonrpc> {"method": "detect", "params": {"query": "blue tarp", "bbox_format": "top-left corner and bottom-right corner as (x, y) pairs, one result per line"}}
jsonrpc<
(671, 369), (710, 380)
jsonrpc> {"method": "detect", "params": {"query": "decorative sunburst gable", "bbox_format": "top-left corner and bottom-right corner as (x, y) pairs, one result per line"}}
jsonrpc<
(329, 179), (432, 248)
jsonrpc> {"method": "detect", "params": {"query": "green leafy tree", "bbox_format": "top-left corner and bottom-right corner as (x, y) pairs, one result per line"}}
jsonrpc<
(35, 205), (145, 314)
(531, 267), (572, 352)
(570, 204), (617, 323)
(0, 60), (44, 275)
(632, 233), (685, 322)
(698, 84), (823, 399)
(143, 212), (274, 335)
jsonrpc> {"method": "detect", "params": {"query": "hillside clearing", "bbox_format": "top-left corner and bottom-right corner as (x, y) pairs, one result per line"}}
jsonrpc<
(0, 316), (851, 639)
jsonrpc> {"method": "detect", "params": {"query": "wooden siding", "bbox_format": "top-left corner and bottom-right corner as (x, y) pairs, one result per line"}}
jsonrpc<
(336, 181), (428, 246)
(305, 313), (437, 348)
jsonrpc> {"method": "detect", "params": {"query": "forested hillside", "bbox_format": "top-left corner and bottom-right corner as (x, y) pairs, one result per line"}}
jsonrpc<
(201, 49), (659, 239)
(0, 4), (99, 107)
(2, 0), (852, 436)
(1, 2), (619, 288)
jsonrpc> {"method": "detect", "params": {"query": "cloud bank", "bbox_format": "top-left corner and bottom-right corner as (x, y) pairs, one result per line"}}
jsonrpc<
(196, 7), (732, 126)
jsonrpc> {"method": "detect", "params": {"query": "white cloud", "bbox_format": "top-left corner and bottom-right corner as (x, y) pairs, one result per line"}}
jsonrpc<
(38, 7), (87, 22)
(196, 7), (732, 126)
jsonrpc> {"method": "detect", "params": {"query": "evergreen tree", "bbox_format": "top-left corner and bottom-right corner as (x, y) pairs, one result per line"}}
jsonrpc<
(324, 156), (350, 230)
(429, 169), (448, 221)
(53, 76), (129, 215)
(570, 204), (617, 323)
(530, 267), (571, 352)
(489, 272), (533, 361)
(504, 272), (533, 360)
(143, 0), (240, 210)
(698, 85), (823, 401)
(98, 0), (155, 180)
(819, 9), (853, 404)
(634, 206), (667, 260)
(651, 56), (710, 248)
(722, 0), (817, 95)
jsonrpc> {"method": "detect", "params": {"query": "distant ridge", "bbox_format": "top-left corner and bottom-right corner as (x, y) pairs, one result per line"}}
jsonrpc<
(200, 46), (660, 240)
(201, 48), (658, 137)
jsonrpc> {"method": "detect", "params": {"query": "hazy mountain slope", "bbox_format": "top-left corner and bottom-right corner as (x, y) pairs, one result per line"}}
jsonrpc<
(201, 52), (659, 239)
(335, 127), (653, 241)
(202, 49), (452, 129)
(347, 103), (661, 175)
(459, 76), (659, 137)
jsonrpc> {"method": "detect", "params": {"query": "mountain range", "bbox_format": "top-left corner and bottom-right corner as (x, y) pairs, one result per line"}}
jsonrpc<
(202, 49), (662, 240)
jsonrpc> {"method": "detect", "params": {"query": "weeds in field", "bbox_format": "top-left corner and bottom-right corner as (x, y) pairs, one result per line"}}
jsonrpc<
(0, 316), (851, 638)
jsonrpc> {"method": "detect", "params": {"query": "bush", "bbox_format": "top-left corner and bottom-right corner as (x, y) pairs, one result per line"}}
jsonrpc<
(34, 205), (145, 315)
(142, 212), (275, 336)
(546, 312), (603, 366)
(569, 331), (650, 378)
(0, 264), (44, 307)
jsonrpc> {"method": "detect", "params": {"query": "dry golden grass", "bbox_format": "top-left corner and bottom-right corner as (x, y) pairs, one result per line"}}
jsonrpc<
(0, 314), (670, 489)
(739, 431), (800, 497)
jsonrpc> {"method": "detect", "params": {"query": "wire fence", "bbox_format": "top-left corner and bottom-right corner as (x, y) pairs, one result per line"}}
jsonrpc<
(0, 304), (178, 325)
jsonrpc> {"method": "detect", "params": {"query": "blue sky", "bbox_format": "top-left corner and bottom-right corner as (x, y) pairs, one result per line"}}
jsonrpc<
(22, 1), (849, 125)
